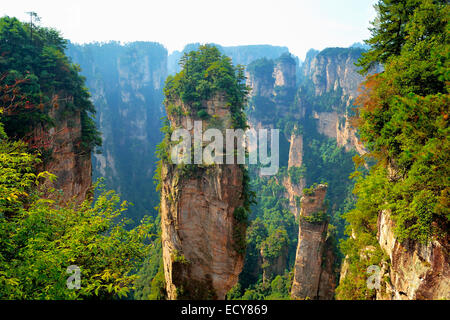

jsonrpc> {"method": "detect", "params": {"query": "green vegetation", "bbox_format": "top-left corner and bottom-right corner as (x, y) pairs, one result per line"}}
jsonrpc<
(0, 18), (154, 300)
(234, 169), (298, 299)
(66, 41), (167, 224)
(247, 58), (274, 82)
(0, 123), (153, 299)
(287, 166), (306, 184)
(337, 0), (449, 299)
(164, 44), (249, 129)
(260, 228), (289, 263)
(0, 16), (101, 151)
(302, 210), (328, 224)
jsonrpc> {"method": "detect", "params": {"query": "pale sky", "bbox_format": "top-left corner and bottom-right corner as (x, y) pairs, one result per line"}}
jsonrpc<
(1, 0), (378, 60)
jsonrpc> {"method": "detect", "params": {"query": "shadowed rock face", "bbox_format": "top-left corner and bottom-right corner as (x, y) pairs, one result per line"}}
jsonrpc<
(160, 95), (247, 300)
(291, 184), (336, 300)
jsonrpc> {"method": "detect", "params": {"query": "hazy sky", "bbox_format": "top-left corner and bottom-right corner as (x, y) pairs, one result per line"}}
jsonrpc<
(1, 0), (378, 60)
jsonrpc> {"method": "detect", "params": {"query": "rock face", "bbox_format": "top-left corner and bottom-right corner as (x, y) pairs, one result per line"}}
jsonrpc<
(274, 55), (296, 89)
(301, 47), (366, 99)
(283, 132), (306, 219)
(160, 95), (247, 300)
(376, 210), (450, 300)
(67, 42), (167, 220)
(30, 101), (92, 204)
(312, 111), (366, 154)
(291, 184), (336, 300)
(300, 47), (373, 155)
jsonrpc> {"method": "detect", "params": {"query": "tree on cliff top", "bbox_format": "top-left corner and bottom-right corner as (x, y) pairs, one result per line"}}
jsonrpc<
(358, 0), (448, 73)
(163, 44), (249, 129)
(0, 16), (101, 151)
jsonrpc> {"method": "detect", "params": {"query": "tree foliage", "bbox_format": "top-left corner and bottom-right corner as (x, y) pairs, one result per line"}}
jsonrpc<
(338, 0), (449, 299)
(0, 16), (101, 150)
(0, 129), (153, 299)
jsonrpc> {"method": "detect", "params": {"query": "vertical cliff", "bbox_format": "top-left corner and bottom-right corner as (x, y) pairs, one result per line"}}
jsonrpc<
(160, 96), (247, 300)
(158, 46), (249, 300)
(283, 132), (306, 219)
(33, 105), (93, 203)
(376, 211), (449, 300)
(291, 184), (336, 300)
(299, 47), (371, 154)
(67, 42), (167, 220)
(0, 17), (98, 203)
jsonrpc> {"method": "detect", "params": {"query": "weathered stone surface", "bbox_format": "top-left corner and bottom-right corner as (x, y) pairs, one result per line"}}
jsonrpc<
(312, 111), (366, 155)
(274, 57), (296, 89)
(161, 95), (246, 300)
(291, 184), (336, 300)
(376, 210), (450, 300)
(34, 104), (92, 204)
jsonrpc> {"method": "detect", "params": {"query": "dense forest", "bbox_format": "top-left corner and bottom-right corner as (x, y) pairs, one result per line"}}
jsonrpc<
(0, 0), (448, 301)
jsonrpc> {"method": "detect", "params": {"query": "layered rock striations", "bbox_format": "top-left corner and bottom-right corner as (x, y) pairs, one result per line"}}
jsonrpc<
(291, 184), (336, 300)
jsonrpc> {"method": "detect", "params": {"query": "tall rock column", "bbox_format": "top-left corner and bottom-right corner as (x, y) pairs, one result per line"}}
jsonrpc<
(160, 95), (247, 300)
(283, 131), (306, 219)
(291, 184), (336, 299)
(158, 46), (249, 300)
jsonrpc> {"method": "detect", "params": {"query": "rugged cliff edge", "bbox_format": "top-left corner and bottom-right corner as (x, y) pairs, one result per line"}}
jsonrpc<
(291, 184), (336, 300)
(300, 47), (372, 154)
(376, 210), (449, 300)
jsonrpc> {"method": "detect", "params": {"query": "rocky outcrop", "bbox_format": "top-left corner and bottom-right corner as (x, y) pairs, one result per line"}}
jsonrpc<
(301, 47), (366, 100)
(299, 47), (376, 154)
(32, 101), (92, 204)
(246, 53), (298, 125)
(291, 184), (336, 299)
(287, 132), (303, 168)
(273, 55), (296, 89)
(245, 70), (274, 99)
(376, 210), (450, 300)
(160, 94), (247, 300)
(283, 133), (305, 219)
(283, 176), (304, 220)
(312, 111), (366, 154)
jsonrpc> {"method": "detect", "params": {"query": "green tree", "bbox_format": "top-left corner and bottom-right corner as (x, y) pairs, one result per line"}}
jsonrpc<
(337, 0), (449, 299)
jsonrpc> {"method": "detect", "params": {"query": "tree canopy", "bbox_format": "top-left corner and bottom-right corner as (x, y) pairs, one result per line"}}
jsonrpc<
(337, 0), (449, 299)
